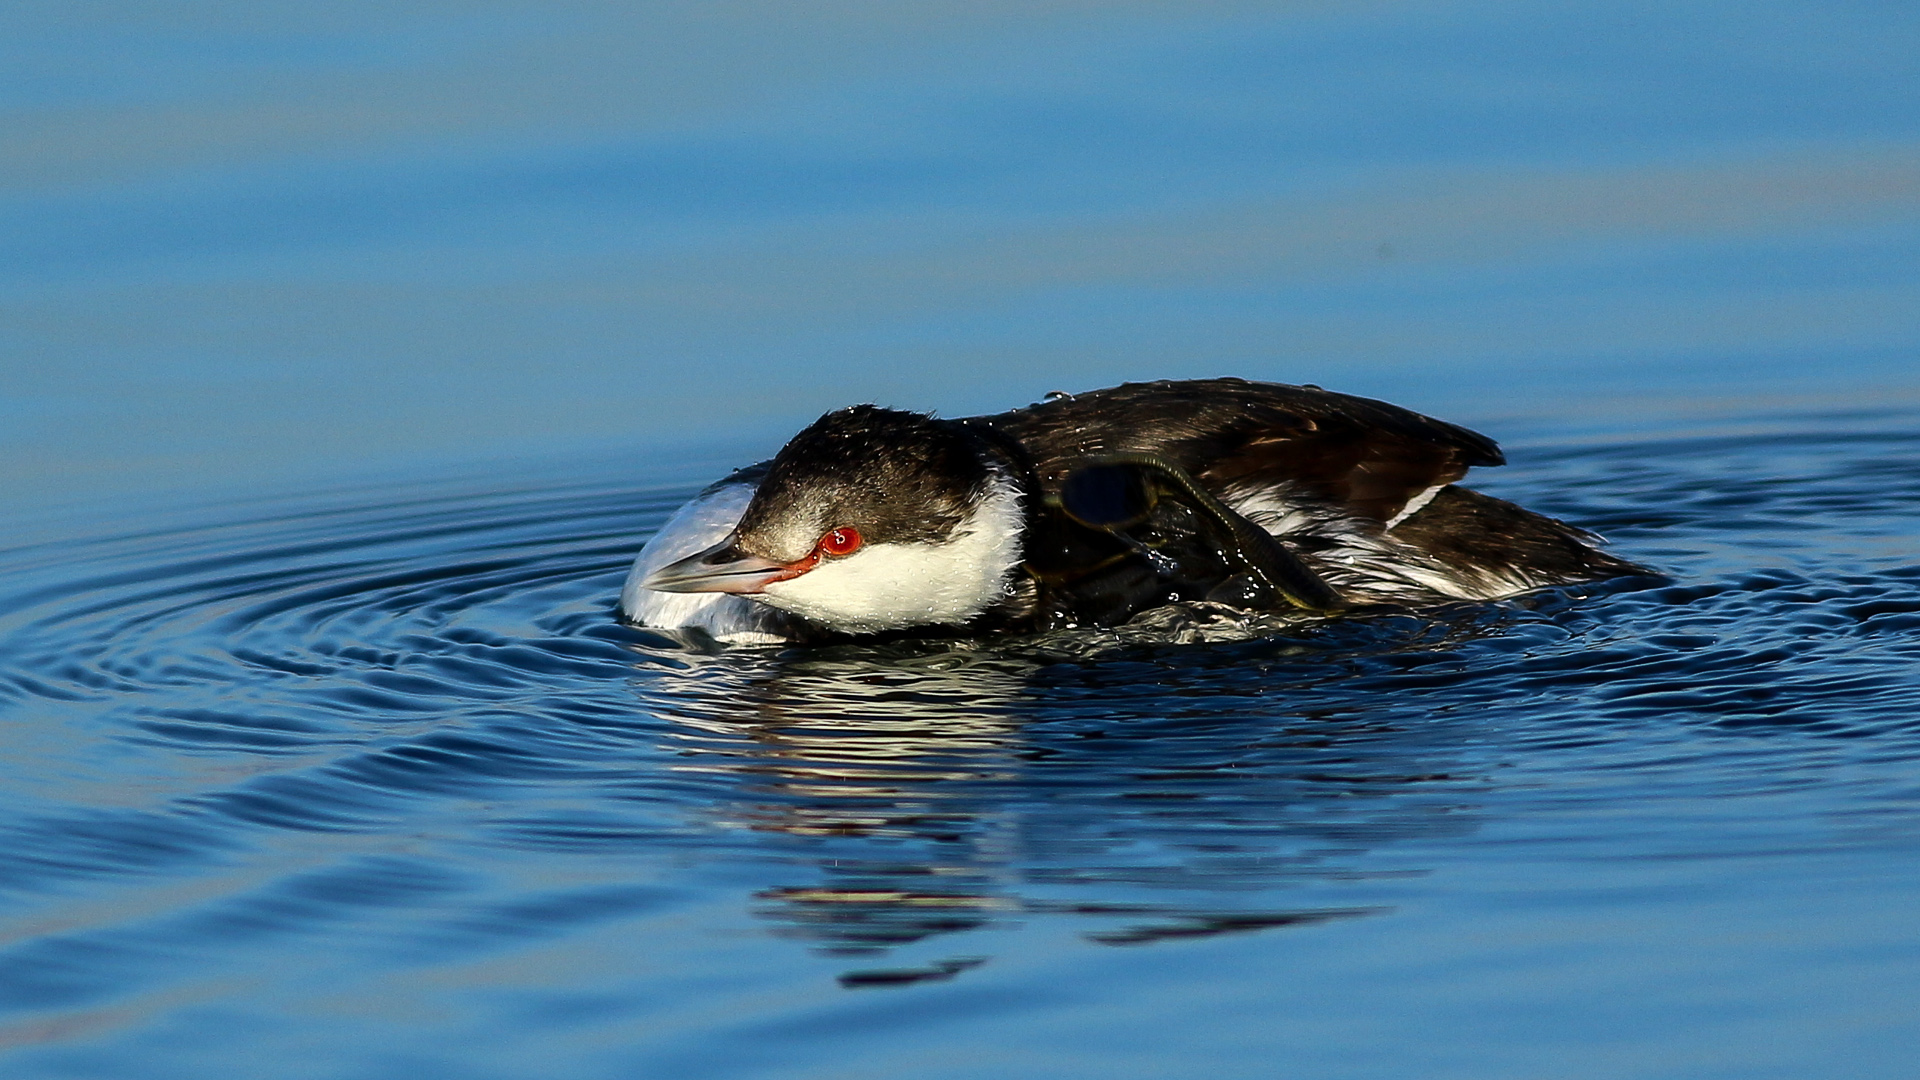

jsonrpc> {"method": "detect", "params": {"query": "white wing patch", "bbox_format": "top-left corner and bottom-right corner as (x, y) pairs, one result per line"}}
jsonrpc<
(1386, 484), (1445, 530)
(1223, 480), (1543, 603)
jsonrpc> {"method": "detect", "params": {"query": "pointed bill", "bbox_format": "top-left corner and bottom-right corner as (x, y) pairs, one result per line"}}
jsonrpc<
(641, 538), (811, 594)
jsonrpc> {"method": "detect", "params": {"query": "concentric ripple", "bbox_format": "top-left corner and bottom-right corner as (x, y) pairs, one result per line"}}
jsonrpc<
(1, 419), (1918, 1065)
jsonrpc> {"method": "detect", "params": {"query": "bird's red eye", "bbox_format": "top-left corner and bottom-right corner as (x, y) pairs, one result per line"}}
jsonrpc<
(817, 527), (862, 557)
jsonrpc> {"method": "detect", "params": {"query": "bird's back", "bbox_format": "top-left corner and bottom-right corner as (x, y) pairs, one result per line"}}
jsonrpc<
(983, 378), (1501, 527)
(983, 378), (1642, 606)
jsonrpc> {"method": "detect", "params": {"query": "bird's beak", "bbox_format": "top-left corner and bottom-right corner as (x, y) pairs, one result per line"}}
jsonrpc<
(641, 538), (812, 594)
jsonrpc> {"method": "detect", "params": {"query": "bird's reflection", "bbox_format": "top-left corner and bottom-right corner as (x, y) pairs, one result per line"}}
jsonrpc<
(628, 616), (1500, 983)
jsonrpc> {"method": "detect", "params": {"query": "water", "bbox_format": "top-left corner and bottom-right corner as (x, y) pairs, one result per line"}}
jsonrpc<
(7, 1), (1919, 510)
(0, 413), (1917, 1077)
(6, 0), (1920, 1075)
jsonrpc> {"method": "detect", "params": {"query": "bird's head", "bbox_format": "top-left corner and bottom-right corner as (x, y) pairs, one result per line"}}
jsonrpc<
(642, 406), (1024, 633)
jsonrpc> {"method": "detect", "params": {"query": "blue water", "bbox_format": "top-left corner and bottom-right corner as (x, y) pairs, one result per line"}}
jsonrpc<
(5, 1), (1920, 1077)
(3, 416), (1919, 1077)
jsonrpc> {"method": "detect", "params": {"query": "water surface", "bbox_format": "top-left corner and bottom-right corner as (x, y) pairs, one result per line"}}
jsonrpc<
(6, 0), (1919, 509)
(2, 409), (1918, 1077)
(5, 1), (1920, 1076)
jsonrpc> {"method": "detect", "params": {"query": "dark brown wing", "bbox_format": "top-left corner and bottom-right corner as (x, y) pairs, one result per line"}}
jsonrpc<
(984, 378), (1502, 525)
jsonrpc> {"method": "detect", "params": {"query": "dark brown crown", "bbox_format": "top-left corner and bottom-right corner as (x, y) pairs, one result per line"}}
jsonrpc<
(733, 406), (998, 559)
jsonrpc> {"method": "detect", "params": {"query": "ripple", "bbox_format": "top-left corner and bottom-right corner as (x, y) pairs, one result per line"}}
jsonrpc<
(0, 420), (1918, 1004)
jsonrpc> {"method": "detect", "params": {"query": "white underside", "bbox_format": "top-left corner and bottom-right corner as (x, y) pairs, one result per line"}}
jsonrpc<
(621, 482), (790, 644)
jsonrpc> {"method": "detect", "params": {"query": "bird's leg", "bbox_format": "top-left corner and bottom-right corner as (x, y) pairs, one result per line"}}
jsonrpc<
(1054, 455), (1346, 613)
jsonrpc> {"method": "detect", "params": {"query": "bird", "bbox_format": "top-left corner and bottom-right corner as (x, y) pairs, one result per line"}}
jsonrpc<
(622, 378), (1644, 643)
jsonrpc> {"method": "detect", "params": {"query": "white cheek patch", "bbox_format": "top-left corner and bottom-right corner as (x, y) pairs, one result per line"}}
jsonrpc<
(759, 476), (1024, 633)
